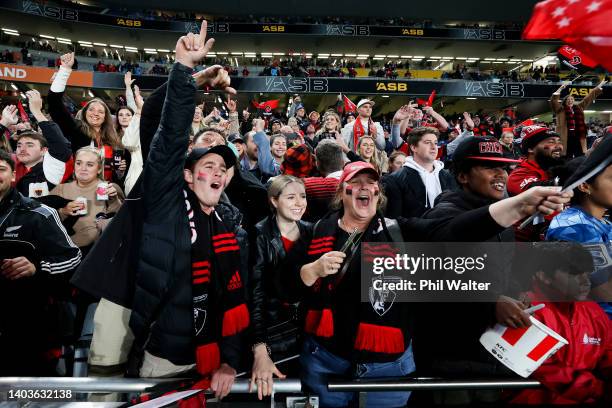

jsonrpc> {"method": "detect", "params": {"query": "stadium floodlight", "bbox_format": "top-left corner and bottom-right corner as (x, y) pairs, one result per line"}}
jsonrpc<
(157, 49), (170, 53)
(331, 53), (343, 57)
(484, 58), (496, 61)
(400, 55), (412, 59)
(429, 56), (441, 59)
(3, 31), (19, 36)
(93, 42), (107, 47)
(466, 97), (477, 100)
(125, 48), (138, 53)
(216, 51), (229, 55)
(492, 61), (504, 64)
(496, 58), (509, 61)
(521, 59), (533, 62)
(231, 52), (242, 55)
(373, 57), (384, 60)
(318, 54), (330, 58)
(273, 52), (284, 55)
(374, 54), (386, 58)
(387, 55), (399, 58)
(56, 37), (71, 42)
(110, 44), (123, 49)
(381, 95), (390, 98)
(40, 34), (55, 39)
(455, 57), (468, 60)
(344, 54), (357, 57)
(58, 40), (72, 45)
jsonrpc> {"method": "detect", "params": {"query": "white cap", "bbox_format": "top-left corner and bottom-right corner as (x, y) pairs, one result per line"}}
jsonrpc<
(356, 99), (375, 109)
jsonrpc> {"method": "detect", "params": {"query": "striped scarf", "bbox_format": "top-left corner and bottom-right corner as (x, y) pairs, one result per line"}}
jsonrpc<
(186, 190), (249, 376)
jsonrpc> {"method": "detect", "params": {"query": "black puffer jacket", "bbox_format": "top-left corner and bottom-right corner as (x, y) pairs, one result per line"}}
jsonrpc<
(128, 64), (247, 367)
(250, 216), (312, 356)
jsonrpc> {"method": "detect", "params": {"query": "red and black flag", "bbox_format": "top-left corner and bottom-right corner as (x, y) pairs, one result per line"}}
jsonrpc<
(557, 45), (598, 73)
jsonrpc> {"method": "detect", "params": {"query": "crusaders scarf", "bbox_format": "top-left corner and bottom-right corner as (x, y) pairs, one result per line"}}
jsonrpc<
(302, 211), (407, 356)
(564, 103), (586, 139)
(186, 190), (249, 376)
(352, 117), (374, 152)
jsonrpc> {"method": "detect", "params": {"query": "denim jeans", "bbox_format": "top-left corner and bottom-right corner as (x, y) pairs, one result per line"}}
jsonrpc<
(300, 336), (415, 408)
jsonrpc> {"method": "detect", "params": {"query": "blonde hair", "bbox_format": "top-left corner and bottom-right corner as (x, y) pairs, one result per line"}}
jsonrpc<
(74, 146), (104, 179)
(357, 136), (389, 174)
(267, 175), (305, 212)
(316, 111), (342, 136)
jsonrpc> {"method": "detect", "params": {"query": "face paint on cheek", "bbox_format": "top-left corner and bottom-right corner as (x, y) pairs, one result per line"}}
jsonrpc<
(196, 171), (208, 182)
(345, 186), (353, 196)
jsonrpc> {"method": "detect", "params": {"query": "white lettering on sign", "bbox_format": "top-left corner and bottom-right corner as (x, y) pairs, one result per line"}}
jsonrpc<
(0, 67), (27, 79)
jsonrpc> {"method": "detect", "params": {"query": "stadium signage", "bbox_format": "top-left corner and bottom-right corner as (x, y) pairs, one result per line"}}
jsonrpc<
(375, 82), (409, 92)
(400, 28), (424, 36)
(116, 18), (142, 27)
(463, 29), (506, 40)
(464, 81), (525, 98)
(326, 25), (370, 36)
(261, 25), (286, 32)
(263, 77), (329, 93)
(567, 87), (593, 97)
(21, 0), (78, 21)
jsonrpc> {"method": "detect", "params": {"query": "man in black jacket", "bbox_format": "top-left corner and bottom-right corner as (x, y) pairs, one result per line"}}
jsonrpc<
(384, 127), (457, 218)
(0, 150), (81, 375)
(419, 137), (533, 403)
(127, 22), (248, 400)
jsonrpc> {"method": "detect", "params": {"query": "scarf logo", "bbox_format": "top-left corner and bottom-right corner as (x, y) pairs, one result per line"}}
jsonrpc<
(369, 276), (399, 316)
(227, 271), (243, 291)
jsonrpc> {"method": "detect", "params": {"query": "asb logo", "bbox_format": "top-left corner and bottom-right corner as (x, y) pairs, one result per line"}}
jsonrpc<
(376, 82), (408, 92)
(262, 25), (285, 32)
(401, 28), (424, 36)
(116, 18), (142, 27)
(568, 87), (592, 97)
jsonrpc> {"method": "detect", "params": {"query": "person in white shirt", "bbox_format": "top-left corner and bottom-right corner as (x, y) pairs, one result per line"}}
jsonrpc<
(341, 99), (385, 151)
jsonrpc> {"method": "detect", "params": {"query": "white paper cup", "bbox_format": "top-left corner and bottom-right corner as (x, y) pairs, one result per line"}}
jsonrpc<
(480, 315), (568, 378)
(75, 196), (88, 215)
(96, 182), (109, 201)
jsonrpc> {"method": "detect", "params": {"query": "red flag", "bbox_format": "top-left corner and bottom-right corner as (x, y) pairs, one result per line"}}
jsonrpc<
(343, 94), (357, 112)
(17, 100), (29, 123)
(523, 0), (612, 70)
(251, 99), (279, 110)
(558, 45), (598, 72)
(417, 90), (436, 107)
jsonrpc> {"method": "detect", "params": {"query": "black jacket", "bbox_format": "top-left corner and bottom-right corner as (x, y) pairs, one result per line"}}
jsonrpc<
(0, 188), (81, 375)
(416, 190), (517, 377)
(250, 216), (312, 355)
(128, 63), (247, 368)
(383, 165), (457, 218)
(15, 121), (72, 197)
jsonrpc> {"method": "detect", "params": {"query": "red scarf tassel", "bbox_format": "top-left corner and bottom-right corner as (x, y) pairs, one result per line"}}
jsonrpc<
(354, 322), (404, 354)
(221, 303), (250, 337)
(304, 308), (334, 338)
(196, 342), (220, 376)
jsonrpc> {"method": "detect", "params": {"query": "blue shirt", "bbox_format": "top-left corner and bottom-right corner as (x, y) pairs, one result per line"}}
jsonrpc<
(547, 206), (612, 318)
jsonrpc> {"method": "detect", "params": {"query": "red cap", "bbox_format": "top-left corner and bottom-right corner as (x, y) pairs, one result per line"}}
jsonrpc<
(339, 161), (379, 184)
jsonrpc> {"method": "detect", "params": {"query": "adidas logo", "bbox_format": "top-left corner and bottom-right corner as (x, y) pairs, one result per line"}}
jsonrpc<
(227, 271), (243, 291)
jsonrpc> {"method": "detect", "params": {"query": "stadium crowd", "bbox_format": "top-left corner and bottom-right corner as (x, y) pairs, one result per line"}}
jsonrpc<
(0, 21), (610, 407)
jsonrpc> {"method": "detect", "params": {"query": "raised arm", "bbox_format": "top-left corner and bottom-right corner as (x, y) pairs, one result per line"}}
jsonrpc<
(551, 81), (569, 114)
(47, 52), (91, 152)
(578, 78), (606, 109)
(124, 71), (138, 112)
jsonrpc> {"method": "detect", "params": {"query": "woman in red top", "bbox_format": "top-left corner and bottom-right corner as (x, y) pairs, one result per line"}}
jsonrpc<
(250, 175), (312, 400)
(48, 52), (124, 183)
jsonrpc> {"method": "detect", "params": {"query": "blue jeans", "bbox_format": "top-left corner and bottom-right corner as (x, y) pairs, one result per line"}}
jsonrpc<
(300, 336), (415, 408)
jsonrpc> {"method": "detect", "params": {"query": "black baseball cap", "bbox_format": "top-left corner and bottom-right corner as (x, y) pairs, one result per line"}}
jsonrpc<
(228, 134), (245, 144)
(453, 136), (520, 166)
(185, 145), (236, 169)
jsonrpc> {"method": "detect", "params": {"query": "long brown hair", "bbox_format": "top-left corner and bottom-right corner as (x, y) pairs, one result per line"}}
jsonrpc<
(78, 98), (122, 148)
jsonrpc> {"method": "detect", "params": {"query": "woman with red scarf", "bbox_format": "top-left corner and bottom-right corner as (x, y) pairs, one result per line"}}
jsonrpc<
(551, 79), (606, 158)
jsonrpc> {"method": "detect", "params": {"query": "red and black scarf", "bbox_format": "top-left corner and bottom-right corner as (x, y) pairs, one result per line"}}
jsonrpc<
(564, 103), (587, 139)
(352, 117), (374, 152)
(302, 211), (407, 356)
(186, 191), (249, 376)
